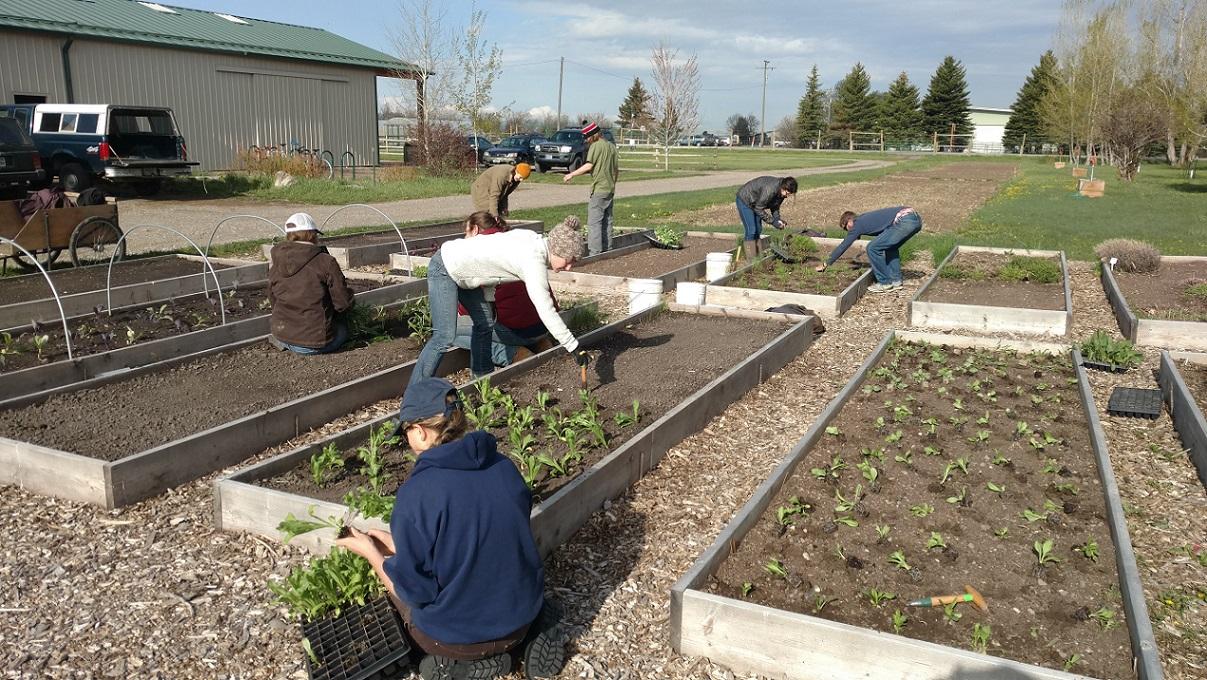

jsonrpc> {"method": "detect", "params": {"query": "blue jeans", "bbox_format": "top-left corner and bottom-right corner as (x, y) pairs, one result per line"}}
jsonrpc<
(866, 212), (922, 284)
(736, 198), (762, 240)
(277, 322), (348, 355)
(452, 318), (550, 367)
(409, 252), (495, 385)
(587, 192), (614, 256)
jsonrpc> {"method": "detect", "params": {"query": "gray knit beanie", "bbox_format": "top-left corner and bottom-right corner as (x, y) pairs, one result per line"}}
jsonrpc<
(547, 218), (585, 260)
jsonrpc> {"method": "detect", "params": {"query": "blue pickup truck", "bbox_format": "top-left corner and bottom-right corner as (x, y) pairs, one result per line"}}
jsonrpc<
(0, 103), (197, 195)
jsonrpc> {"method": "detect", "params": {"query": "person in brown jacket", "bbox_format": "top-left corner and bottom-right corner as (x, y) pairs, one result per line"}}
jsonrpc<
(470, 162), (530, 218)
(268, 212), (355, 354)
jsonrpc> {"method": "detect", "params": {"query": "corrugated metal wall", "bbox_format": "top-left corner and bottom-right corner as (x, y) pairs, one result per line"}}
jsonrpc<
(0, 30), (381, 170)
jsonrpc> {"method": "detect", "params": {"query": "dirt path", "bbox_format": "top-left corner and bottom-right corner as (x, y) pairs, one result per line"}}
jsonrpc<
(116, 160), (893, 254)
(1, 256), (1203, 679)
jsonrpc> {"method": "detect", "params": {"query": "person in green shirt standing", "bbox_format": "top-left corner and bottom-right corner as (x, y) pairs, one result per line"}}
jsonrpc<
(563, 122), (618, 256)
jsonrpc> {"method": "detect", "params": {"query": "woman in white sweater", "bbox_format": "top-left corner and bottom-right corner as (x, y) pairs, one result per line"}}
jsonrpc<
(409, 213), (587, 385)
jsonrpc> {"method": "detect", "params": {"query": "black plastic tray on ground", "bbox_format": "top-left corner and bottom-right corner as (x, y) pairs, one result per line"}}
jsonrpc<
(1081, 360), (1129, 374)
(302, 596), (411, 680)
(1106, 386), (1164, 419)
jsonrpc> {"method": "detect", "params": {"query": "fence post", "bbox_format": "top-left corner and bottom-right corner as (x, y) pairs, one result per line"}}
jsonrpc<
(880, 131), (885, 153)
(816, 129), (821, 150)
(932, 132), (938, 153)
(848, 130), (853, 152)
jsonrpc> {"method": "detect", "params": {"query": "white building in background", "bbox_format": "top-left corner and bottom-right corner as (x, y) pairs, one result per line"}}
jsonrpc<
(969, 106), (1012, 154)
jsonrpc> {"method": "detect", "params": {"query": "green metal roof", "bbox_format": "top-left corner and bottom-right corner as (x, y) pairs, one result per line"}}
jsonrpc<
(0, 0), (415, 73)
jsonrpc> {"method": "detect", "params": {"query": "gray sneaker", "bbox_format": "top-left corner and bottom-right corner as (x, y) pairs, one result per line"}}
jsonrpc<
(867, 283), (896, 293)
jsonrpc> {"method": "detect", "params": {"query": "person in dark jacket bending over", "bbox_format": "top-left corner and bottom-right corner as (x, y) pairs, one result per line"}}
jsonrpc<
(267, 213), (355, 354)
(736, 176), (798, 261)
(335, 378), (563, 679)
(817, 206), (923, 293)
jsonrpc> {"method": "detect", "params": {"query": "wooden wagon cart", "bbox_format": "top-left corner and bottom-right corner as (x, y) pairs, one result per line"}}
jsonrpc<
(0, 199), (123, 273)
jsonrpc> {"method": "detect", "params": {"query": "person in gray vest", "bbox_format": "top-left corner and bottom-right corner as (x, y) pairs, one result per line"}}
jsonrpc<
(736, 176), (797, 260)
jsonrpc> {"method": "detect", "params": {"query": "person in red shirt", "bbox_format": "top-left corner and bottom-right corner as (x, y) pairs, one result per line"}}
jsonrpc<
(449, 213), (564, 366)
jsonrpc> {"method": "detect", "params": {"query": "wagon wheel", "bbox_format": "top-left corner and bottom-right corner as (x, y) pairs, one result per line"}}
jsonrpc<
(69, 216), (125, 267)
(11, 247), (64, 273)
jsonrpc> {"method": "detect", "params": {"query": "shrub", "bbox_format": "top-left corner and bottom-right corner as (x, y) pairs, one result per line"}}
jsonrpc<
(1094, 239), (1161, 273)
(377, 165), (422, 182)
(414, 123), (476, 176)
(235, 148), (326, 178)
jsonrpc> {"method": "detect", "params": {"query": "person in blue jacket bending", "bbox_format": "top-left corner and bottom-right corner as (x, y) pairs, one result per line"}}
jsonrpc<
(816, 206), (923, 293)
(335, 378), (563, 680)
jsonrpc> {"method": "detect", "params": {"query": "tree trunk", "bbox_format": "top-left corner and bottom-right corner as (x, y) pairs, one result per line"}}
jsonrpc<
(1166, 129), (1178, 165)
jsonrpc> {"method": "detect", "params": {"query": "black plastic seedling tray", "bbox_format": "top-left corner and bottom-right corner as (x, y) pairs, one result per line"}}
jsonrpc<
(642, 233), (685, 250)
(302, 596), (411, 680)
(1106, 387), (1164, 419)
(1082, 360), (1128, 374)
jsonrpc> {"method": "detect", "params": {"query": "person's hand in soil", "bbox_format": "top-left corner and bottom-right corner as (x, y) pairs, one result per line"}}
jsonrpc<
(335, 527), (386, 565)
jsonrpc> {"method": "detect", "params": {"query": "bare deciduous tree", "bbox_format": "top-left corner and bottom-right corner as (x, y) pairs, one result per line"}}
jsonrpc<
(648, 44), (700, 170)
(1139, 0), (1207, 166)
(1103, 85), (1171, 180)
(450, 4), (503, 152)
(390, 0), (453, 163)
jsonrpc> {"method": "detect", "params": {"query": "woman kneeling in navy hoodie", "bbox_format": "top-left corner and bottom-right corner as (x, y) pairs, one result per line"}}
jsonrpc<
(335, 378), (562, 680)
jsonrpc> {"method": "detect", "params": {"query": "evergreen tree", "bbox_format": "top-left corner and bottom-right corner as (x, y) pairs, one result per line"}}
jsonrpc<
(921, 56), (973, 145)
(830, 63), (875, 132)
(617, 77), (652, 128)
(1003, 51), (1056, 151)
(795, 65), (826, 147)
(878, 72), (923, 140)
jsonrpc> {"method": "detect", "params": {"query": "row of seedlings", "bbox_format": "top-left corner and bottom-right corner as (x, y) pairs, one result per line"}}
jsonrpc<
(672, 331), (1161, 680)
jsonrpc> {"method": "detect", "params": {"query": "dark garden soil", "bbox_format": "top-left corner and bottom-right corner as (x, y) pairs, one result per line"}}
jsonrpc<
(708, 340), (1134, 679)
(923, 252), (1065, 311)
(1, 256), (237, 304)
(1178, 360), (1207, 415)
(318, 222), (465, 249)
(572, 237), (732, 278)
(0, 280), (382, 373)
(1114, 261), (1207, 322)
(258, 311), (787, 507)
(0, 323), (423, 461)
(726, 246), (865, 296)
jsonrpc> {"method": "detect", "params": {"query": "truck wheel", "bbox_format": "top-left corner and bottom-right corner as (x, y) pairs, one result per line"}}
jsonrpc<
(568, 156), (582, 172)
(58, 162), (93, 192)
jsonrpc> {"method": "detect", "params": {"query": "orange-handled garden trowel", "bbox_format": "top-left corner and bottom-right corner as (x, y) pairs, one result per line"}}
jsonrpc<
(907, 585), (988, 612)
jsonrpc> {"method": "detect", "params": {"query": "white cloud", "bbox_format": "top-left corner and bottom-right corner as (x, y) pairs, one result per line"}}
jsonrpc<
(527, 105), (558, 118)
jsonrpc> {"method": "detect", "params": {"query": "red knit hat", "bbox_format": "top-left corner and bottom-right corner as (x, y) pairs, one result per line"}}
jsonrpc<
(581, 122), (600, 137)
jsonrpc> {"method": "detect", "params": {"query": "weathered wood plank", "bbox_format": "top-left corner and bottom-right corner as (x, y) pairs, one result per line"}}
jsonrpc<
(1100, 264), (1137, 342)
(1159, 351), (1207, 490)
(0, 437), (108, 506)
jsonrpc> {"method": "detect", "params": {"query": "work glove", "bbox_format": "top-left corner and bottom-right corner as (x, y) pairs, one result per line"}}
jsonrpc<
(575, 350), (591, 367)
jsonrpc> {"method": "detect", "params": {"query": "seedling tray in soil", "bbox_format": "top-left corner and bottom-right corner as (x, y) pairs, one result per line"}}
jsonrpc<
(0, 278), (423, 407)
(0, 299), (458, 508)
(1157, 352), (1207, 489)
(911, 246), (1071, 336)
(1106, 387), (1163, 419)
(0, 255), (268, 329)
(216, 304), (817, 555)
(672, 332), (1161, 680)
(704, 237), (873, 318)
(1100, 256), (1207, 351)
(1081, 361), (1128, 374)
(302, 596), (411, 680)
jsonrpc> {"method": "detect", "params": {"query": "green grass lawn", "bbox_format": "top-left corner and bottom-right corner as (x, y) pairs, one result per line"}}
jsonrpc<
(617, 147), (872, 172)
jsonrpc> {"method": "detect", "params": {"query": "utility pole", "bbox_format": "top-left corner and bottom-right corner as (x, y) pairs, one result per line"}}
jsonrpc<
(556, 57), (565, 129)
(759, 60), (773, 147)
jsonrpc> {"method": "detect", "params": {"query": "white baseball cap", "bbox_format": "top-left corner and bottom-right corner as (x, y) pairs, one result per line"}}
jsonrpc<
(285, 212), (322, 233)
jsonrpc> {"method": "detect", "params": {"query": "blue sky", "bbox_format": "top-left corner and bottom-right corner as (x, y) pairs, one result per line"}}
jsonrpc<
(167, 0), (1062, 132)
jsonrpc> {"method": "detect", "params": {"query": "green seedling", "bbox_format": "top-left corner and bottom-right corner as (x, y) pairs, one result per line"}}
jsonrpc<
(832, 544), (847, 561)
(1033, 539), (1061, 567)
(1075, 539), (1100, 563)
(31, 334), (50, 360)
(763, 558), (788, 579)
(874, 416), (886, 430)
(976, 412), (990, 426)
(124, 327), (138, 345)
(857, 461), (879, 485)
(948, 415), (968, 429)
(1053, 482), (1079, 494)
(892, 404), (912, 422)
(977, 389), (998, 403)
(927, 532), (947, 550)
(891, 609), (908, 634)
(0, 332), (20, 366)
(834, 516), (859, 527)
(1041, 459), (1061, 475)
(910, 503), (934, 518)
(894, 449), (913, 465)
(825, 426), (842, 436)
(939, 463), (957, 485)
(952, 397), (965, 411)
(1021, 508), (1048, 523)
(923, 446), (942, 457)
(1090, 606), (1117, 630)
(613, 399), (641, 428)
(534, 389), (551, 411)
(991, 453), (1011, 466)
(921, 417), (938, 435)
(967, 429), (990, 444)
(875, 524), (891, 543)
(356, 422), (398, 494)
(943, 602), (963, 624)
(888, 550), (911, 570)
(342, 488), (394, 522)
(269, 547), (383, 621)
(971, 623), (991, 654)
(1062, 654), (1082, 672)
(1015, 421), (1032, 438)
(865, 587), (896, 607)
(1080, 330), (1143, 369)
(775, 496), (811, 526)
(946, 486), (968, 505)
(885, 429), (903, 444)
(994, 527), (1010, 539)
(861, 447), (886, 461)
(536, 451), (569, 477)
(834, 484), (863, 513)
(954, 457), (970, 474)
(276, 506), (344, 543)
(301, 637), (319, 665)
(813, 593), (836, 614)
(741, 582), (754, 597)
(986, 482), (1005, 495)
(309, 443), (346, 486)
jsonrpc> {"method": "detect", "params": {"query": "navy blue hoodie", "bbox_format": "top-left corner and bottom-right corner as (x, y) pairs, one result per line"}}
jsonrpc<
(826, 206), (911, 265)
(383, 430), (544, 644)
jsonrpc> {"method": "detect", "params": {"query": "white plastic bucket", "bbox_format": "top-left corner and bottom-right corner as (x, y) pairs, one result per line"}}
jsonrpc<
(675, 281), (706, 306)
(706, 252), (732, 281)
(627, 278), (664, 314)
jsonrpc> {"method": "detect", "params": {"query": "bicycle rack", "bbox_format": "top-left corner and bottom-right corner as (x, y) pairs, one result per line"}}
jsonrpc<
(106, 225), (227, 326)
(340, 151), (356, 180)
(319, 150), (336, 180)
(320, 204), (411, 272)
(0, 237), (74, 360)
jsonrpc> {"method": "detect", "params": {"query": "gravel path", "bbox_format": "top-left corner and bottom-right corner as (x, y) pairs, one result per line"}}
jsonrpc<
(116, 160), (892, 254)
(1, 257), (1203, 679)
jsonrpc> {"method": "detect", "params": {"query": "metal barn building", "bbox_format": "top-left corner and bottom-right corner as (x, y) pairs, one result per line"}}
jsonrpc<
(0, 0), (415, 170)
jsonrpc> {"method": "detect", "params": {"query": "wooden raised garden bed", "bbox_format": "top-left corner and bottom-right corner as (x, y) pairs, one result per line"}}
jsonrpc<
(702, 236), (872, 318)
(671, 331), (1161, 680)
(0, 254), (267, 329)
(214, 304), (817, 555)
(0, 276), (425, 406)
(0, 295), (451, 508)
(910, 246), (1072, 336)
(1158, 351), (1207, 490)
(263, 220), (544, 269)
(1100, 256), (1207, 352)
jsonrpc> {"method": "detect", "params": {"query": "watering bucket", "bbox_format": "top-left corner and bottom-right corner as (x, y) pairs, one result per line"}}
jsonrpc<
(675, 281), (706, 306)
(706, 252), (732, 281)
(627, 278), (664, 314)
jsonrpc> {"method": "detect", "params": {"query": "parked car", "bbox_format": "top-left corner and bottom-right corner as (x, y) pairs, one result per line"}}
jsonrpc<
(482, 133), (546, 166)
(534, 128), (614, 172)
(0, 115), (45, 197)
(465, 135), (493, 165)
(0, 103), (197, 195)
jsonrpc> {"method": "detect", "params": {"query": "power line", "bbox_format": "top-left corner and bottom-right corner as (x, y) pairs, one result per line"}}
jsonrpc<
(505, 58), (562, 68)
(564, 59), (631, 80)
